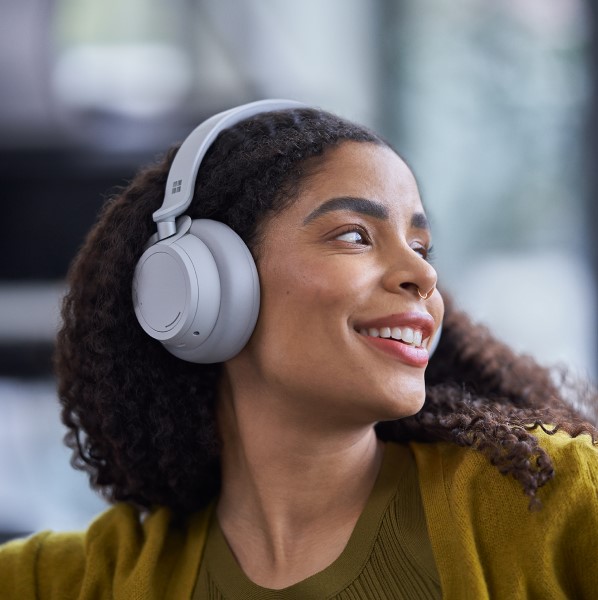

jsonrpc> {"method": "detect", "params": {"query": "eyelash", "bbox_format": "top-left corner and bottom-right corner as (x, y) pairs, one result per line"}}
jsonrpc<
(333, 226), (435, 263)
(414, 244), (435, 263)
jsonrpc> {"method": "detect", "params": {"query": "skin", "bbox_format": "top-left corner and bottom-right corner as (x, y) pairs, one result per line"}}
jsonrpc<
(217, 141), (444, 589)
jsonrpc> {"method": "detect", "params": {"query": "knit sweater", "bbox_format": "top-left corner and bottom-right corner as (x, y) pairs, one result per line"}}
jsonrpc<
(1, 430), (596, 599)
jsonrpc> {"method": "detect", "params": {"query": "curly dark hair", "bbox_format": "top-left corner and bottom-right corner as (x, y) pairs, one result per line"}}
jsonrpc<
(55, 106), (597, 514)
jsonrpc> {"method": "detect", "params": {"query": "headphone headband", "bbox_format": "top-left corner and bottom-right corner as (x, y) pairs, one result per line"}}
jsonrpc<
(152, 99), (305, 240)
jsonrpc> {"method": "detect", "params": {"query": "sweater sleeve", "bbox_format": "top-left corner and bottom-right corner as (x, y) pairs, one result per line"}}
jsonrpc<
(0, 530), (86, 600)
(0, 503), (212, 600)
(412, 430), (598, 600)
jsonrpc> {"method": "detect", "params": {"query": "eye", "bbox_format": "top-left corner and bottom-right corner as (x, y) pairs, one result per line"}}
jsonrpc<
(413, 243), (435, 263)
(334, 227), (370, 245)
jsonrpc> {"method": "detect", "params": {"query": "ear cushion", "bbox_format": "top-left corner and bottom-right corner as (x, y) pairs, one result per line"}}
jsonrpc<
(164, 219), (260, 363)
(428, 323), (442, 358)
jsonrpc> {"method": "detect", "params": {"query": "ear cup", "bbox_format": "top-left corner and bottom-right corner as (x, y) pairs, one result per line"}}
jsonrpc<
(133, 230), (222, 349)
(168, 219), (260, 363)
(133, 219), (260, 364)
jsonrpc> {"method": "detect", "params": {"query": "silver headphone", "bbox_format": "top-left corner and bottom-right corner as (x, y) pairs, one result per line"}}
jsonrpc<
(132, 99), (305, 363)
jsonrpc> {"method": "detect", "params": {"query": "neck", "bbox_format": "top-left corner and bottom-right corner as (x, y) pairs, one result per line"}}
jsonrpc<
(215, 375), (385, 588)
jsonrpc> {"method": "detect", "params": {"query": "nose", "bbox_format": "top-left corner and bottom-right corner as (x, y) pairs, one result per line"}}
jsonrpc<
(382, 249), (438, 300)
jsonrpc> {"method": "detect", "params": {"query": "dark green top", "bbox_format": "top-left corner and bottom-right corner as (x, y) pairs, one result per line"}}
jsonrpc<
(193, 442), (441, 599)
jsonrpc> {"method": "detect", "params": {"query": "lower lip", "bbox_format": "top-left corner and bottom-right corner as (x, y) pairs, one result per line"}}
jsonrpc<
(359, 335), (430, 367)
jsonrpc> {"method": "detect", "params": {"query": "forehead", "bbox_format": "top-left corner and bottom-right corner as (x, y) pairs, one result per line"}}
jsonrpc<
(291, 142), (424, 221)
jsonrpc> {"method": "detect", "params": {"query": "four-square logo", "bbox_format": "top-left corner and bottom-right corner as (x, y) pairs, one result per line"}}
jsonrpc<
(171, 179), (182, 194)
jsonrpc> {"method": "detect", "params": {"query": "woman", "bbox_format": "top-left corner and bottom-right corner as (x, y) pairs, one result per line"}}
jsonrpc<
(1, 100), (597, 599)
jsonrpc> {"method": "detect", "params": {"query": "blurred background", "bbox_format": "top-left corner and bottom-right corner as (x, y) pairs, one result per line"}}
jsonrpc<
(1, 0), (597, 540)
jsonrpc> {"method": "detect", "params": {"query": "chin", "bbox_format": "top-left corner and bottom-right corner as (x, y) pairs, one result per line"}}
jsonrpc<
(390, 386), (427, 419)
(366, 390), (426, 423)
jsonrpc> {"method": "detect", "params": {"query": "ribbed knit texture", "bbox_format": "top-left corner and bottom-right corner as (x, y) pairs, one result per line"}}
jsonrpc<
(193, 443), (441, 599)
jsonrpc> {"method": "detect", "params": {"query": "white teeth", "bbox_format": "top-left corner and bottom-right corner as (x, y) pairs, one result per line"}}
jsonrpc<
(422, 336), (430, 348)
(359, 325), (426, 347)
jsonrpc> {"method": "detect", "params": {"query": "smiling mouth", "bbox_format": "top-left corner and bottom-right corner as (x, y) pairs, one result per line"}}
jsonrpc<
(357, 326), (429, 349)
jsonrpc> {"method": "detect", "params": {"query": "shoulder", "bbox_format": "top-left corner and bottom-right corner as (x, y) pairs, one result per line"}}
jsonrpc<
(535, 426), (598, 477)
(410, 430), (598, 598)
(410, 430), (598, 518)
(411, 428), (598, 519)
(0, 503), (213, 600)
(0, 505), (139, 599)
(0, 528), (85, 599)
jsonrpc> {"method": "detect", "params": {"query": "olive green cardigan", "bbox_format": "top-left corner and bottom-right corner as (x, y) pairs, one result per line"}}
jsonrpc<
(1, 430), (596, 599)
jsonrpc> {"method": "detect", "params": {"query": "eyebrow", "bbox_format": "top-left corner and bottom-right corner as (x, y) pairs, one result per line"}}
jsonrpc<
(302, 196), (389, 225)
(302, 196), (430, 232)
(411, 212), (430, 231)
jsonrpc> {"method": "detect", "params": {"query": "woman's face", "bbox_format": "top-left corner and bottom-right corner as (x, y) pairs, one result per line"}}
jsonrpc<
(230, 141), (444, 427)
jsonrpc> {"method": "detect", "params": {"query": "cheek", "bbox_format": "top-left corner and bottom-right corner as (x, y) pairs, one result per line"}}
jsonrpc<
(261, 257), (375, 325)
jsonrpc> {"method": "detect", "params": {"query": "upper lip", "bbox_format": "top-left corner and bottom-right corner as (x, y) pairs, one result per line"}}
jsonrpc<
(354, 312), (436, 340)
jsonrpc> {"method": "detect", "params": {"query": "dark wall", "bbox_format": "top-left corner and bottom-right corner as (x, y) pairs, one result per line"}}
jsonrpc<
(0, 147), (148, 377)
(0, 148), (143, 280)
